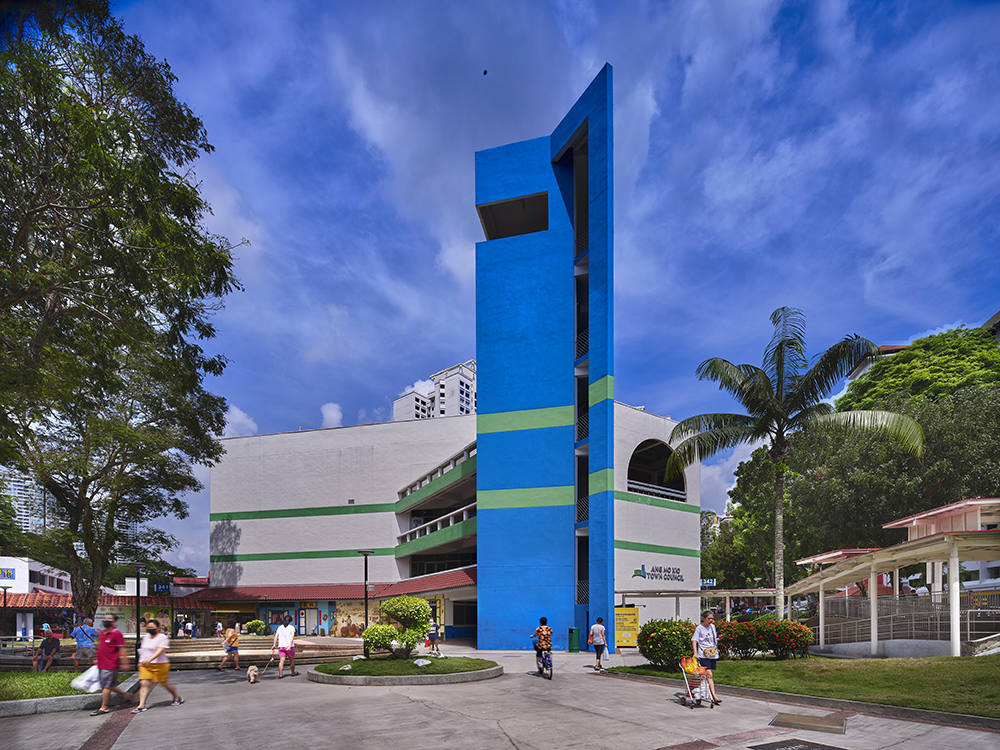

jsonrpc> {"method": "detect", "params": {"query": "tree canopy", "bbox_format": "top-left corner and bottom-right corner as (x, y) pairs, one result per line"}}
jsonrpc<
(0, 0), (240, 452)
(836, 328), (1000, 411)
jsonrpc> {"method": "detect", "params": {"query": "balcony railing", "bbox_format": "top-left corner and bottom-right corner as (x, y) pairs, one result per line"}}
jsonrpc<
(398, 502), (476, 545)
(576, 580), (589, 605)
(576, 412), (589, 441)
(626, 479), (686, 503)
(576, 494), (589, 523)
(398, 444), (476, 501)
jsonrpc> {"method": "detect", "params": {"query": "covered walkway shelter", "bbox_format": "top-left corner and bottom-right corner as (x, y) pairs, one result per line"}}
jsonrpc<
(787, 500), (1000, 657)
(615, 588), (777, 622)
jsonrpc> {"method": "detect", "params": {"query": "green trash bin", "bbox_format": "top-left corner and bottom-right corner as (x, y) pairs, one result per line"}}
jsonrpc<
(568, 627), (580, 653)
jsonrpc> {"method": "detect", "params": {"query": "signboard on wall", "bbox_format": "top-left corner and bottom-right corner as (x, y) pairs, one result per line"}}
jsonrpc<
(0, 568), (15, 580)
(615, 606), (639, 648)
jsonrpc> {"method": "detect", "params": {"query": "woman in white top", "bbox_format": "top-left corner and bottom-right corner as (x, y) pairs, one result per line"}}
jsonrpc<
(589, 617), (607, 670)
(271, 615), (299, 678)
(132, 619), (183, 712)
(691, 610), (721, 705)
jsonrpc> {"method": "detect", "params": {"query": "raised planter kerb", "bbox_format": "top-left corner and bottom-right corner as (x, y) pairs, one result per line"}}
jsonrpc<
(306, 664), (503, 686)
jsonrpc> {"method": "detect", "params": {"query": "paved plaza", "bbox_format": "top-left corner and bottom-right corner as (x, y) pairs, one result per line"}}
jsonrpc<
(2, 645), (997, 750)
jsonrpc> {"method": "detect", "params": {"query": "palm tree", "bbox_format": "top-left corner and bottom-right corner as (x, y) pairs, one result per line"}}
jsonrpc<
(666, 307), (923, 619)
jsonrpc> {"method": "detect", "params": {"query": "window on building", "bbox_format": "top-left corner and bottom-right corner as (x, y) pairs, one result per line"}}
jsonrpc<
(29, 570), (40, 583)
(987, 566), (1000, 580)
(452, 600), (477, 627)
(56, 579), (64, 589)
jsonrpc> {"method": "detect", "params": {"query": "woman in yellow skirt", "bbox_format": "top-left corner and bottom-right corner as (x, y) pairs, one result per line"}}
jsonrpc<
(132, 619), (183, 713)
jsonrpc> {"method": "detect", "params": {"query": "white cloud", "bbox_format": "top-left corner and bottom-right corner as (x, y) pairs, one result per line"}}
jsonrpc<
(399, 378), (434, 398)
(223, 405), (258, 438)
(320, 402), (344, 428)
(698, 441), (763, 516)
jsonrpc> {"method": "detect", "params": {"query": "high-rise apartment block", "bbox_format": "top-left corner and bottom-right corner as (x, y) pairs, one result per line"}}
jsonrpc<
(392, 360), (477, 421)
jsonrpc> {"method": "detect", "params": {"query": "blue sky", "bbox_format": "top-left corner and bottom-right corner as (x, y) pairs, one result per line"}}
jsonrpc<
(113, 1), (1000, 575)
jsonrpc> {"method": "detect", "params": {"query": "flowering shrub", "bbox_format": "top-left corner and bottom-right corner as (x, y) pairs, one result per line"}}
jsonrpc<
(716, 619), (813, 659)
(758, 619), (813, 660)
(245, 620), (264, 635)
(637, 619), (695, 666)
(716, 620), (758, 660)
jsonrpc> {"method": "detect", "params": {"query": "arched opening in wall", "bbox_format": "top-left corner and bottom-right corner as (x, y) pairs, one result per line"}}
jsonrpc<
(627, 440), (686, 502)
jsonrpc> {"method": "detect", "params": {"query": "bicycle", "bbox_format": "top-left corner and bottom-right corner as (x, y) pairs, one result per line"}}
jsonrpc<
(531, 639), (553, 680)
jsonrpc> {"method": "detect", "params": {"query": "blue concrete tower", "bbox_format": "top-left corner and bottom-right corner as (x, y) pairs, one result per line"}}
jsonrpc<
(475, 65), (614, 650)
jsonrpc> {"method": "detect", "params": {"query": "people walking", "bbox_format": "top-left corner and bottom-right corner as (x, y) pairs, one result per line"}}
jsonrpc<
(215, 620), (223, 637)
(132, 619), (183, 713)
(427, 618), (441, 655)
(70, 617), (100, 671)
(692, 610), (721, 705)
(271, 614), (298, 678)
(89, 614), (134, 716)
(589, 617), (607, 671)
(217, 619), (240, 671)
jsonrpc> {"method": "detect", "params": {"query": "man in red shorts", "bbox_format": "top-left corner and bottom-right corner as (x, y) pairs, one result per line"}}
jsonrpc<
(90, 613), (134, 715)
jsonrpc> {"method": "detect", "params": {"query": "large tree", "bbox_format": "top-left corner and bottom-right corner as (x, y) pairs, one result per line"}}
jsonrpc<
(9, 346), (226, 617)
(0, 1), (238, 613)
(792, 384), (1000, 552)
(0, 0), (239, 452)
(666, 307), (924, 619)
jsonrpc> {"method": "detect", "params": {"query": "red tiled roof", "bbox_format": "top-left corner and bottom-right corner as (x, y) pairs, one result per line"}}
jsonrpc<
(380, 567), (476, 597)
(2, 593), (212, 611)
(189, 583), (394, 602)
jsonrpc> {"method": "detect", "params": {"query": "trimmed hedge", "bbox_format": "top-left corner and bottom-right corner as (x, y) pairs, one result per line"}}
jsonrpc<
(718, 618), (813, 660)
(637, 619), (695, 666)
(639, 618), (814, 663)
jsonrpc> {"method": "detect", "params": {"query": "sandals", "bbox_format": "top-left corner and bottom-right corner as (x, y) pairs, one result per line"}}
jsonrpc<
(170, 697), (184, 706)
(90, 709), (109, 716)
(130, 707), (147, 714)
(290, 671), (300, 676)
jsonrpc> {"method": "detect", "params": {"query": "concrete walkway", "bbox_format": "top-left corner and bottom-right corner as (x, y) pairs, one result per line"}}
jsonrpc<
(2, 643), (997, 750)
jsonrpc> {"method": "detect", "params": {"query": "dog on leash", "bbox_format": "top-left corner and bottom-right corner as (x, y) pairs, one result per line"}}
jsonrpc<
(247, 665), (259, 683)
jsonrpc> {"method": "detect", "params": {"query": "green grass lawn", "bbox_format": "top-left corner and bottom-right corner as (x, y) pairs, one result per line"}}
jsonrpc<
(608, 654), (1000, 719)
(315, 655), (497, 677)
(0, 671), (131, 701)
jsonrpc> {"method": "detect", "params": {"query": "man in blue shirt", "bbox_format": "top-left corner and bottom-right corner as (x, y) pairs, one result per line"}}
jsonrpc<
(70, 617), (100, 671)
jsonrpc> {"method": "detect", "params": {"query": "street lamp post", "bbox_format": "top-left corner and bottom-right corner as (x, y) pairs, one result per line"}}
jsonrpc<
(0, 585), (10, 649)
(358, 550), (373, 657)
(262, 594), (269, 633)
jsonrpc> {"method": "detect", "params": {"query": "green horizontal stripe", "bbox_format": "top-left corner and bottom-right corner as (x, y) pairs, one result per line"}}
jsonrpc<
(589, 375), (614, 407)
(478, 485), (574, 509)
(210, 503), (395, 522)
(396, 455), (477, 513)
(589, 468), (613, 496)
(210, 547), (394, 563)
(614, 540), (701, 558)
(614, 490), (699, 514)
(395, 517), (477, 558)
(477, 406), (573, 434)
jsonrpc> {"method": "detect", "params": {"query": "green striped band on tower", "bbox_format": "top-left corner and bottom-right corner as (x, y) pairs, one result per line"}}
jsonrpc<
(477, 405), (574, 434)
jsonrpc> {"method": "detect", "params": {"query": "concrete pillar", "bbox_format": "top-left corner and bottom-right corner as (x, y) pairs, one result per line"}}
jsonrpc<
(870, 562), (879, 656)
(725, 596), (731, 622)
(932, 561), (942, 604)
(818, 577), (825, 649)
(675, 597), (680, 620)
(893, 568), (899, 600)
(787, 595), (792, 617)
(949, 540), (960, 657)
